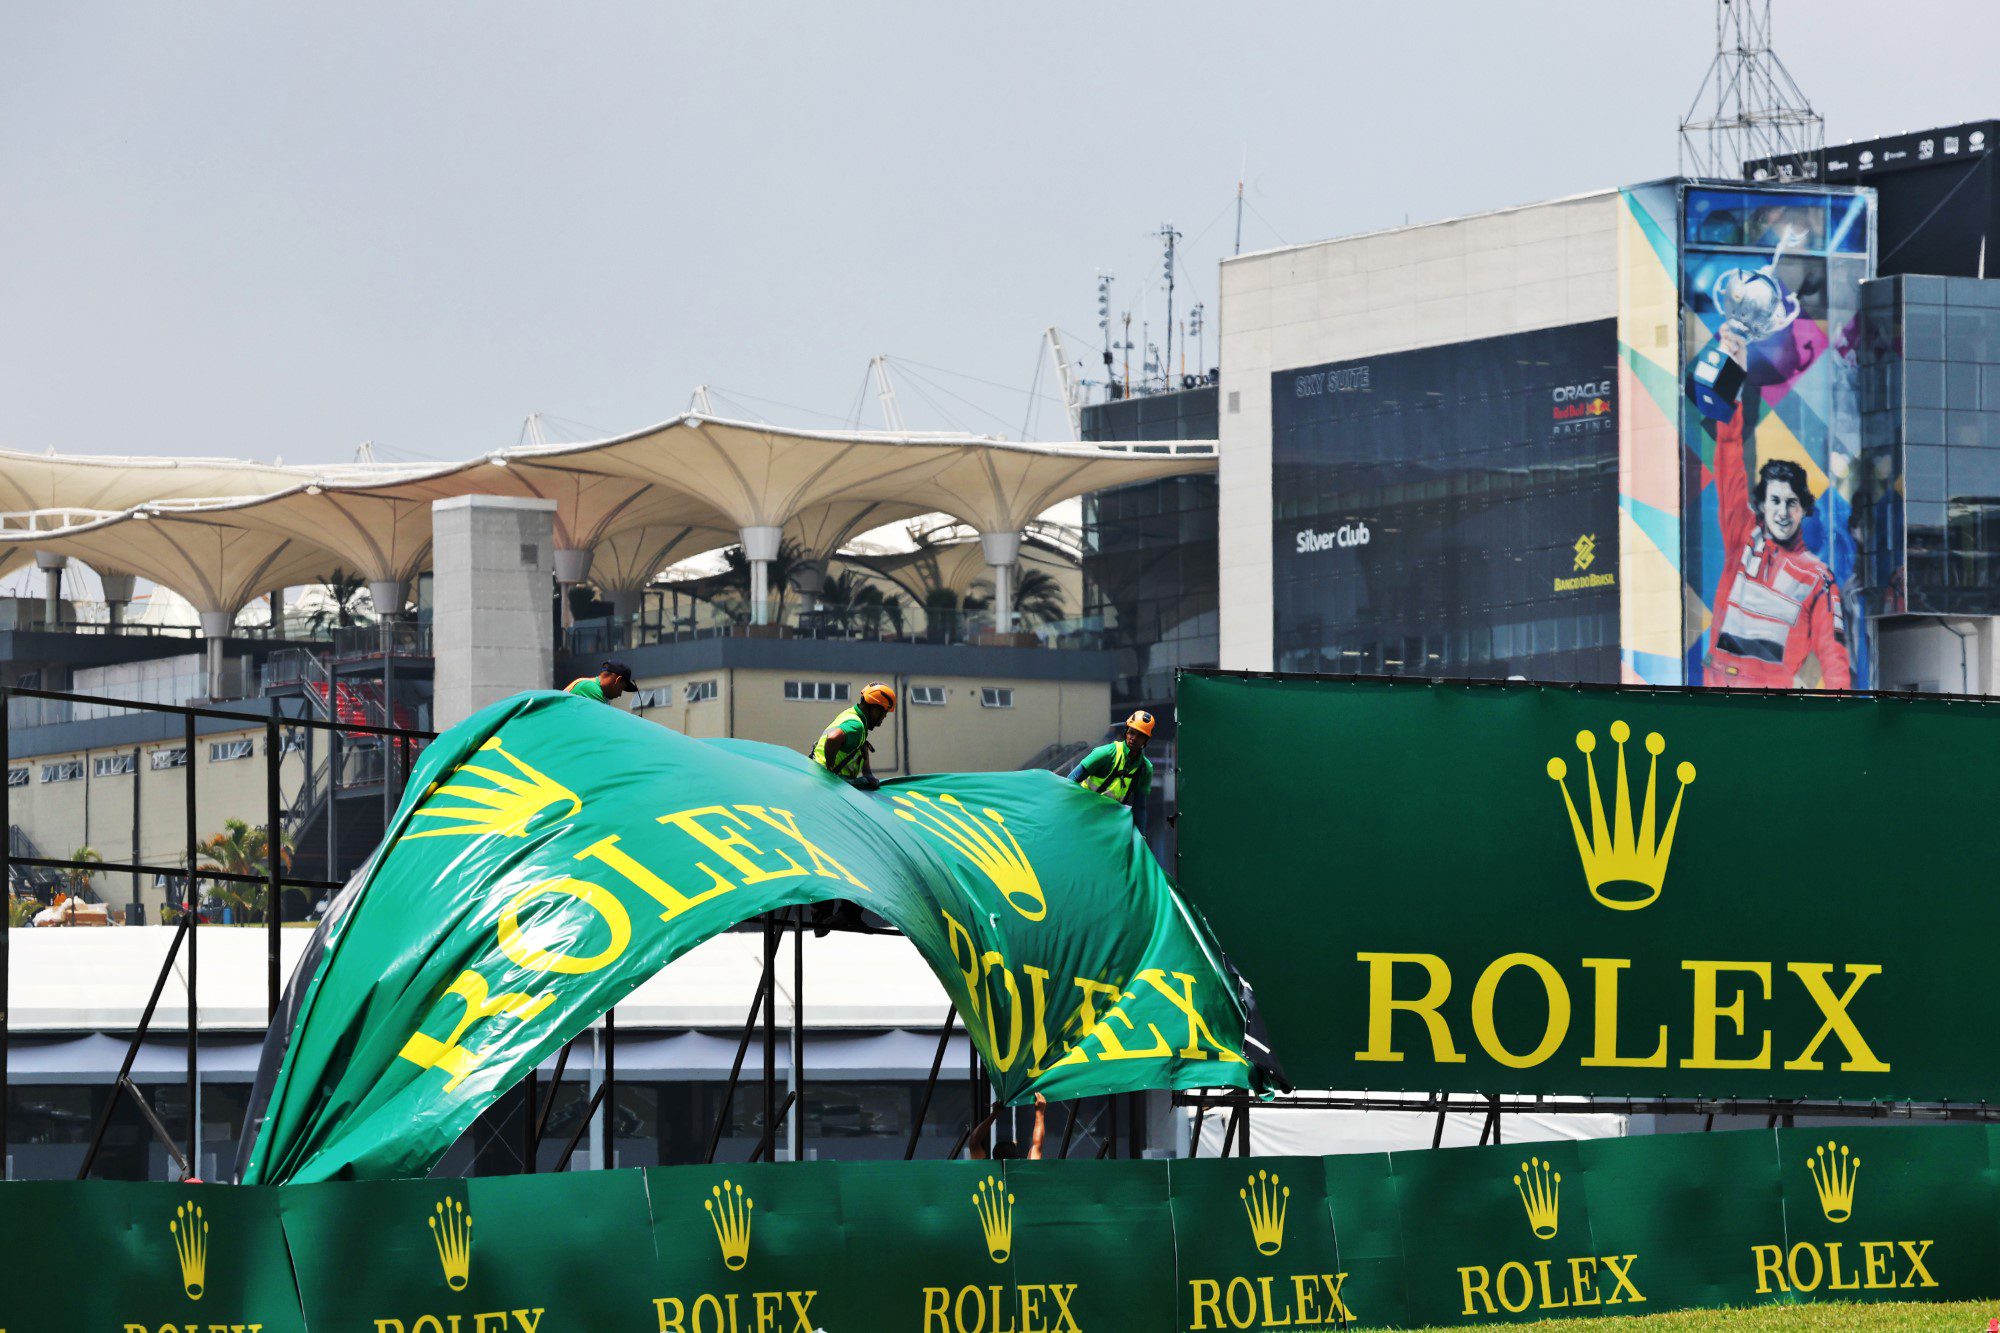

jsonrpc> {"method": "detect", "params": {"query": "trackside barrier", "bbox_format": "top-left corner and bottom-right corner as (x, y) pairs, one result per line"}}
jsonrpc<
(2, 1123), (1994, 1330)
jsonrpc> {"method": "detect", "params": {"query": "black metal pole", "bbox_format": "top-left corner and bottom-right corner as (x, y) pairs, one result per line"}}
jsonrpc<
(554, 1082), (607, 1173)
(707, 935), (776, 1165)
(326, 728), (339, 881)
(603, 1006), (616, 1169)
(523, 1070), (538, 1172)
(1057, 1101), (1078, 1160)
(529, 1040), (572, 1160)
(761, 914), (777, 1161)
(78, 911), (193, 1178)
(904, 1004), (956, 1160)
(792, 908), (805, 1163)
(1, 684), (10, 1175)
(183, 708), (198, 1174)
(1189, 1097), (1208, 1158)
(265, 712), (281, 1016)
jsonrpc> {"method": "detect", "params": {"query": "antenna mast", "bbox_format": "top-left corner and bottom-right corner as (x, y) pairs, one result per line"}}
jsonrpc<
(869, 355), (906, 431)
(1678, 0), (1823, 179)
(1157, 223), (1181, 389)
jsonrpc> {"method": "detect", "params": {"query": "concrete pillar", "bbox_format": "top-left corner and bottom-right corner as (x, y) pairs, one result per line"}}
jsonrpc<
(199, 610), (233, 699)
(608, 588), (644, 623)
(741, 525), (782, 626)
(980, 531), (1022, 635)
(367, 579), (406, 621)
(267, 589), (284, 636)
(35, 550), (65, 627)
(99, 572), (136, 629)
(432, 495), (557, 729)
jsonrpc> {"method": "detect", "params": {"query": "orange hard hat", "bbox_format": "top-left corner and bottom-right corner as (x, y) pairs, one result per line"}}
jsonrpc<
(1124, 710), (1156, 737)
(861, 681), (897, 711)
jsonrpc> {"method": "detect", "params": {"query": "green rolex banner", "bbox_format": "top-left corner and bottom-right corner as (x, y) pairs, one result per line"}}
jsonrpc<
(242, 690), (1259, 1184)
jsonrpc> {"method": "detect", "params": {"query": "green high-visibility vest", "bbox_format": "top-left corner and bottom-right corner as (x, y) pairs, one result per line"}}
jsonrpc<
(1081, 741), (1144, 803)
(811, 706), (868, 778)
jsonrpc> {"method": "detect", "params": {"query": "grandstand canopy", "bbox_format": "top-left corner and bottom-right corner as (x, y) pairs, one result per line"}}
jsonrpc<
(0, 415), (1214, 628)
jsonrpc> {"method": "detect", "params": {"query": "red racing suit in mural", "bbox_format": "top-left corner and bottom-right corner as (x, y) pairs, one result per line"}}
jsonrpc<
(1703, 412), (1851, 689)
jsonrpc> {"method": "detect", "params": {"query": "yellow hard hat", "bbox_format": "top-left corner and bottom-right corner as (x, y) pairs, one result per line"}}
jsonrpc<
(1125, 710), (1156, 737)
(861, 681), (897, 711)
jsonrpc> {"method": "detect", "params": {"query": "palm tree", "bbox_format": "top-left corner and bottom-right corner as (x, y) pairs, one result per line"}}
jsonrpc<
(918, 583), (988, 644)
(60, 845), (104, 901)
(718, 538), (808, 623)
(1009, 566), (1069, 629)
(307, 568), (371, 634)
(197, 818), (293, 920)
(851, 582), (908, 639)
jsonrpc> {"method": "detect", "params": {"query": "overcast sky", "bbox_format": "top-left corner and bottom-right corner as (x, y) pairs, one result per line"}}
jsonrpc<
(1, 3), (1988, 466)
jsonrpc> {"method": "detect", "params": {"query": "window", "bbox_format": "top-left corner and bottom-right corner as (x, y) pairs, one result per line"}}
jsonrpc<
(979, 687), (1014, 709)
(209, 738), (254, 762)
(6, 768), (27, 788)
(909, 685), (947, 706)
(279, 729), (306, 755)
(40, 760), (82, 784)
(784, 681), (849, 703)
(93, 753), (135, 778)
(150, 747), (189, 771)
(684, 679), (718, 703)
(630, 687), (668, 710)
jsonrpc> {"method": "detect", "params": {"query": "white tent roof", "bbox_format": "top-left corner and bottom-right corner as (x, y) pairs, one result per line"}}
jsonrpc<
(0, 415), (1214, 614)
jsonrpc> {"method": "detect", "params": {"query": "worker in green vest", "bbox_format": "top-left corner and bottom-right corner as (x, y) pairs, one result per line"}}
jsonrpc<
(812, 681), (896, 790)
(565, 659), (634, 704)
(1070, 710), (1155, 833)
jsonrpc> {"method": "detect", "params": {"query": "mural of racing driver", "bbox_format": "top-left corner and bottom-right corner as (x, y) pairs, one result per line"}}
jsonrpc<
(1704, 376), (1851, 688)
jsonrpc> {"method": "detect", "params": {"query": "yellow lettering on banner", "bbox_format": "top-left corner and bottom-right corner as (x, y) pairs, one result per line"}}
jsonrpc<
(398, 970), (555, 1090)
(1900, 1240), (1937, 1288)
(1133, 969), (1246, 1064)
(1600, 1254), (1644, 1304)
(658, 806), (806, 889)
(653, 1298), (684, 1333)
(1187, 1279), (1223, 1330)
(1356, 953), (1465, 1064)
(920, 1288), (950, 1333)
(1047, 976), (1126, 1070)
(1682, 961), (1772, 1069)
(1458, 1267), (1495, 1318)
(1090, 992), (1174, 1062)
(1581, 958), (1668, 1068)
(1470, 953), (1570, 1069)
(1568, 1256), (1601, 1306)
(941, 909), (982, 1015)
(574, 834), (731, 922)
(1784, 964), (1890, 1073)
(1023, 964), (1055, 1076)
(1751, 1244), (1784, 1294)
(980, 949), (1025, 1072)
(495, 877), (631, 975)
(735, 805), (871, 891)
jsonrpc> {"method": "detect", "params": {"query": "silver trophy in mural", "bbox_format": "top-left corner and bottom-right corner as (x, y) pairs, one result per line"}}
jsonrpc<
(1685, 228), (1805, 422)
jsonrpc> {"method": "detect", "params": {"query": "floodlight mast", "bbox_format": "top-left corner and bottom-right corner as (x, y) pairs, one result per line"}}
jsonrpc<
(869, 355), (905, 432)
(1678, 0), (1824, 180)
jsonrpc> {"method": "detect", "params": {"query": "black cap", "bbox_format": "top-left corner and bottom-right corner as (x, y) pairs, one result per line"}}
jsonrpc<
(602, 659), (635, 686)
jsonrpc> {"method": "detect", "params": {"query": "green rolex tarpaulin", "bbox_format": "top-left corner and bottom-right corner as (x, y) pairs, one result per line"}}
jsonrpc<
(241, 690), (1263, 1184)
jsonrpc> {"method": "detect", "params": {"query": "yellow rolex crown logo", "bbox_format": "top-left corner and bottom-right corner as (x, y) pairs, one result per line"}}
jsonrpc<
(429, 1197), (473, 1290)
(706, 1179), (754, 1271)
(1241, 1169), (1289, 1256)
(893, 790), (1047, 921)
(407, 737), (582, 840)
(1573, 533), (1596, 571)
(1546, 720), (1695, 911)
(1807, 1140), (1861, 1223)
(972, 1175), (1014, 1264)
(1514, 1157), (1561, 1240)
(170, 1201), (208, 1300)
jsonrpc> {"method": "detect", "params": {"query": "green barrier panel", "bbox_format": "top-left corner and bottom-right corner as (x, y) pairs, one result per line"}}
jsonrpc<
(1763, 1124), (1999, 1302)
(0, 1180), (306, 1333)
(279, 1169), (656, 1331)
(1324, 1153), (1411, 1329)
(1169, 1157), (1349, 1332)
(7, 1126), (2000, 1330)
(1575, 1130), (1783, 1314)
(644, 1161), (859, 1332)
(999, 1160), (1177, 1332)
(838, 1160), (1025, 1332)
(1177, 672), (2000, 1104)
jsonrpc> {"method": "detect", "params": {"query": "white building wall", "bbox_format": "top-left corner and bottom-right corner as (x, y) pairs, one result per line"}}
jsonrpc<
(1217, 191), (1624, 669)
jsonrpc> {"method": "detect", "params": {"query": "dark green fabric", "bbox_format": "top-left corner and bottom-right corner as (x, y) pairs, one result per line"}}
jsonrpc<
(5, 1128), (2000, 1329)
(244, 691), (1253, 1183)
(1179, 672), (1994, 1103)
